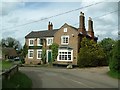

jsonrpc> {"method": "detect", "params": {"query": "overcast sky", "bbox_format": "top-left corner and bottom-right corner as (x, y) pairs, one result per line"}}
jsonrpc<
(1, 0), (119, 46)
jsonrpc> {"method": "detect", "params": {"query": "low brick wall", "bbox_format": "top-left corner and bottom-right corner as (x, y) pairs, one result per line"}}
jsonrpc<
(2, 65), (19, 80)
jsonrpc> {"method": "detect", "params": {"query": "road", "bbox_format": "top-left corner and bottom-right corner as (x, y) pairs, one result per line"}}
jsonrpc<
(19, 67), (119, 88)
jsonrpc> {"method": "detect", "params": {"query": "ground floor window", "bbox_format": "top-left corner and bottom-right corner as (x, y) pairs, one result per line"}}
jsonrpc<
(37, 50), (42, 59)
(58, 50), (73, 61)
(28, 50), (34, 58)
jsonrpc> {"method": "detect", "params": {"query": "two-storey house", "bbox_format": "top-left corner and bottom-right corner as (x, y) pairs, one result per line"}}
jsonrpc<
(25, 12), (98, 65)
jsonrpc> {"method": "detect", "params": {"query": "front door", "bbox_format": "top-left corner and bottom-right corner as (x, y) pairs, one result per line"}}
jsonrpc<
(48, 51), (52, 63)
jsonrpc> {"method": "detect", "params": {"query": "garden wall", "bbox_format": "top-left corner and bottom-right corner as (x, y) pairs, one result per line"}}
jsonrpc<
(2, 65), (19, 80)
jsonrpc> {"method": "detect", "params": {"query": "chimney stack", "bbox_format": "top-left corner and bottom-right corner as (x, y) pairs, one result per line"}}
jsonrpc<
(48, 21), (53, 30)
(79, 12), (86, 36)
(88, 17), (94, 39)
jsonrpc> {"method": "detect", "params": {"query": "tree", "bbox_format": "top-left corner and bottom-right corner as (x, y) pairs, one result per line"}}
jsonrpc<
(21, 43), (28, 63)
(109, 40), (120, 72)
(49, 43), (59, 63)
(78, 37), (106, 67)
(1, 39), (6, 47)
(22, 43), (28, 58)
(98, 38), (116, 64)
(1, 37), (22, 50)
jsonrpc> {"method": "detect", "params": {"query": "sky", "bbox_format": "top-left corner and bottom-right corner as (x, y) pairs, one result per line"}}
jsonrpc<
(1, 0), (119, 46)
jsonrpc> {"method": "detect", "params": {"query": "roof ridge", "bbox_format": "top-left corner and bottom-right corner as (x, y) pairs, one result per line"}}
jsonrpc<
(25, 29), (59, 38)
(31, 29), (59, 32)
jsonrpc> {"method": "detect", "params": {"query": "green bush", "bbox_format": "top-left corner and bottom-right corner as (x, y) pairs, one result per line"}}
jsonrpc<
(108, 71), (120, 79)
(109, 40), (120, 72)
(78, 37), (107, 67)
(98, 38), (116, 65)
(21, 58), (25, 64)
(49, 43), (59, 63)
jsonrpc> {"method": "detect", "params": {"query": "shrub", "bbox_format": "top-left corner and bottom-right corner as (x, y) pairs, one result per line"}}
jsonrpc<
(98, 38), (116, 65)
(49, 43), (59, 63)
(78, 37), (106, 67)
(109, 40), (120, 72)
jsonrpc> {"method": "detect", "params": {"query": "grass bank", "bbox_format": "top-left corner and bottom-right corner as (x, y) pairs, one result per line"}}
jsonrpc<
(108, 70), (120, 79)
(2, 71), (32, 89)
(0, 60), (13, 70)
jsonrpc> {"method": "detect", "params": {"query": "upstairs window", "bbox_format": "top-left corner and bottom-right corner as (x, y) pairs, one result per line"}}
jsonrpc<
(61, 36), (69, 45)
(47, 38), (53, 46)
(37, 38), (43, 46)
(29, 39), (34, 46)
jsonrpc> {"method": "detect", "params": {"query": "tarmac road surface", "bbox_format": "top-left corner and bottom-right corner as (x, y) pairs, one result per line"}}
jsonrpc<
(19, 67), (119, 89)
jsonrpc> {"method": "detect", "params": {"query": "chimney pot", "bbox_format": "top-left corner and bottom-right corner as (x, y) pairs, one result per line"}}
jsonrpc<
(48, 21), (51, 30)
(50, 22), (53, 30)
(80, 12), (84, 16)
(89, 17), (92, 20)
(48, 21), (53, 30)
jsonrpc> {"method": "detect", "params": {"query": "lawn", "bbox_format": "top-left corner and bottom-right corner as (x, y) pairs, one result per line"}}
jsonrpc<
(0, 60), (13, 70)
(2, 71), (32, 89)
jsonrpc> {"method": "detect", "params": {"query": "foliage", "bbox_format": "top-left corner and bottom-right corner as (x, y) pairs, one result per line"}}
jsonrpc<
(108, 71), (120, 79)
(78, 37), (107, 67)
(1, 60), (13, 70)
(22, 43), (28, 58)
(109, 40), (120, 72)
(21, 43), (28, 64)
(49, 43), (59, 63)
(2, 71), (32, 89)
(98, 38), (116, 64)
(1, 37), (22, 50)
(41, 48), (46, 64)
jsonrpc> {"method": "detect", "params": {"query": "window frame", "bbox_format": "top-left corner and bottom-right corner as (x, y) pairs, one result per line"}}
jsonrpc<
(57, 49), (73, 61)
(37, 38), (43, 46)
(28, 49), (34, 59)
(61, 35), (69, 45)
(29, 39), (34, 46)
(46, 37), (53, 46)
(37, 49), (42, 59)
(64, 28), (67, 32)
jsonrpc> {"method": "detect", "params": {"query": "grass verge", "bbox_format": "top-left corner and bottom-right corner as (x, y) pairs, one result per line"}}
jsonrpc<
(1, 60), (13, 70)
(107, 70), (120, 79)
(2, 71), (32, 89)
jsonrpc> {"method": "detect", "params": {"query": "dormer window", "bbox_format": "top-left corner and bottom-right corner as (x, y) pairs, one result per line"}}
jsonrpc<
(64, 28), (67, 32)
(29, 39), (34, 46)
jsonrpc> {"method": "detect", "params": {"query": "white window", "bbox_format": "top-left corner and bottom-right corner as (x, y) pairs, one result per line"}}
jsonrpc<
(37, 50), (42, 59)
(37, 38), (43, 46)
(61, 36), (69, 45)
(58, 50), (73, 61)
(47, 38), (53, 46)
(29, 39), (34, 46)
(64, 28), (67, 32)
(28, 50), (34, 58)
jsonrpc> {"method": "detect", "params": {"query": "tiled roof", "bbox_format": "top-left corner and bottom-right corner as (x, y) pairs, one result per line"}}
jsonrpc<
(69, 25), (78, 31)
(25, 29), (59, 38)
(2, 47), (17, 57)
